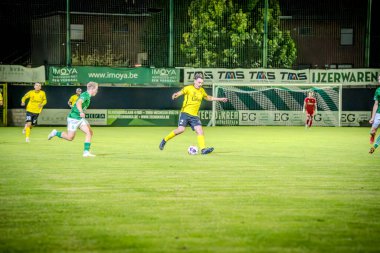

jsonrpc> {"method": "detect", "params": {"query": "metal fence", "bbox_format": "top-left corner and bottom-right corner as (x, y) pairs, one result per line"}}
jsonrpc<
(0, 0), (378, 69)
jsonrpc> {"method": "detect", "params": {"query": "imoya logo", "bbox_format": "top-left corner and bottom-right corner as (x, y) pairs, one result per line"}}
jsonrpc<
(52, 67), (78, 76)
(151, 69), (177, 76)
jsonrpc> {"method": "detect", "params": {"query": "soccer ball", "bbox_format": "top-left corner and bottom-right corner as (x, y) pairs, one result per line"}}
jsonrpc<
(187, 146), (198, 155)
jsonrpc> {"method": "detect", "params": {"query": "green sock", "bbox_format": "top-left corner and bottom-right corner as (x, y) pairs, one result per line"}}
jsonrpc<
(84, 142), (91, 152)
(375, 136), (380, 149)
(56, 131), (62, 138)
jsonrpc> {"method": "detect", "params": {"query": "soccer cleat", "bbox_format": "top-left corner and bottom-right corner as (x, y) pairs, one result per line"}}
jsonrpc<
(201, 147), (214, 155)
(159, 139), (166, 150)
(48, 129), (57, 140)
(369, 147), (376, 154)
(25, 137), (30, 143)
(370, 134), (375, 145)
(83, 151), (96, 157)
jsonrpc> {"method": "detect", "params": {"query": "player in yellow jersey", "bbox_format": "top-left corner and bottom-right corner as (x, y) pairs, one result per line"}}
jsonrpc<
(0, 90), (3, 106)
(159, 73), (228, 155)
(68, 88), (82, 108)
(21, 82), (47, 142)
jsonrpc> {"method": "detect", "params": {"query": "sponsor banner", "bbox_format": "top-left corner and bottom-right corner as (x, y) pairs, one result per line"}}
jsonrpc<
(0, 65), (46, 83)
(341, 111), (371, 127)
(184, 68), (309, 85)
(8, 109), (370, 127)
(48, 66), (180, 85)
(199, 110), (340, 126)
(311, 69), (380, 85)
(185, 68), (380, 86)
(107, 109), (179, 126)
(37, 109), (107, 125)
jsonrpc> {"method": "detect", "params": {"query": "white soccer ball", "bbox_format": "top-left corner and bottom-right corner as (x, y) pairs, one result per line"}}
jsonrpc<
(187, 145), (198, 155)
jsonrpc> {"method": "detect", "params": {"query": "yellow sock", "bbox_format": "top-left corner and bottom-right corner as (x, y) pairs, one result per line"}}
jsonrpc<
(197, 135), (205, 150)
(164, 131), (176, 142)
(25, 126), (31, 138)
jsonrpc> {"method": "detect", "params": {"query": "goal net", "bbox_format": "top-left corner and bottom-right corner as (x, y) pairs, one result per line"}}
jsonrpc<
(208, 83), (342, 127)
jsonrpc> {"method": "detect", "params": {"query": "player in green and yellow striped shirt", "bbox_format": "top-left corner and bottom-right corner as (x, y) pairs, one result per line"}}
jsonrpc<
(159, 73), (228, 155)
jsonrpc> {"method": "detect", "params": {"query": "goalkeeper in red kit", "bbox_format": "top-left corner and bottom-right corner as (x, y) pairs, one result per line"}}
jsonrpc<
(303, 91), (317, 128)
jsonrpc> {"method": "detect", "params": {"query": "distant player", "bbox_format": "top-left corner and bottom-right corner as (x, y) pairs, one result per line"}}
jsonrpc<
(48, 82), (98, 157)
(21, 82), (47, 142)
(369, 74), (380, 154)
(0, 89), (3, 106)
(303, 91), (317, 128)
(68, 88), (82, 108)
(159, 73), (228, 155)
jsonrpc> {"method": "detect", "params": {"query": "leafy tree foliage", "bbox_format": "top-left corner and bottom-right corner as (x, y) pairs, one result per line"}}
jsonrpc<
(181, 0), (297, 68)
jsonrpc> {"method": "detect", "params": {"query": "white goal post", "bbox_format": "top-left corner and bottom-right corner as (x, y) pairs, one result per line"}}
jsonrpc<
(208, 83), (343, 127)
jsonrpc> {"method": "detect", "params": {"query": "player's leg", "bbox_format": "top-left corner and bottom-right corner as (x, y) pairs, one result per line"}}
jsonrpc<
(25, 122), (31, 142)
(22, 123), (27, 134)
(305, 112), (310, 127)
(192, 117), (213, 155)
(24, 112), (36, 142)
(308, 112), (314, 127)
(48, 117), (78, 141)
(159, 113), (187, 150)
(369, 135), (380, 154)
(369, 113), (380, 144)
(79, 121), (95, 157)
(159, 126), (185, 150)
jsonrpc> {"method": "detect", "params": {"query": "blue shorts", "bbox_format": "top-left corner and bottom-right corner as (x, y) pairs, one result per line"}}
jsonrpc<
(178, 112), (202, 130)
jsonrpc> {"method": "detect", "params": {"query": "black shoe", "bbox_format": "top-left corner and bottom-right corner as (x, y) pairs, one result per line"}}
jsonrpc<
(201, 147), (214, 155)
(159, 139), (166, 150)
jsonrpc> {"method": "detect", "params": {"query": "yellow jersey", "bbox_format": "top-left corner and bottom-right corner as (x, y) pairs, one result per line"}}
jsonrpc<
(21, 90), (47, 114)
(180, 85), (208, 116)
(0, 92), (3, 103)
(68, 94), (79, 107)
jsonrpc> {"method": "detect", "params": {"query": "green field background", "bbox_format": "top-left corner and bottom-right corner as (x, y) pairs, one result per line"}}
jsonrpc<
(0, 126), (379, 253)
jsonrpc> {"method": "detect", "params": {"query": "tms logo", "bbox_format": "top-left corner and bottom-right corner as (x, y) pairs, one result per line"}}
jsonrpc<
(249, 71), (275, 80)
(186, 71), (213, 80)
(280, 72), (307, 80)
(217, 71), (245, 80)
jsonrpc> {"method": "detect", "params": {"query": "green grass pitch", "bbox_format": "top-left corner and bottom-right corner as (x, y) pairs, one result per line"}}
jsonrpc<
(0, 126), (379, 253)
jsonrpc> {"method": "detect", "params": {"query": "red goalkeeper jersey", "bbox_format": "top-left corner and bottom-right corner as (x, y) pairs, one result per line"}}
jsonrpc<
(304, 97), (316, 113)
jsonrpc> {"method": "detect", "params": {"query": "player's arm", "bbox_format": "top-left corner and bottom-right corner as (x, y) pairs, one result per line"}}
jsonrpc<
(172, 90), (184, 100)
(68, 97), (73, 108)
(76, 98), (85, 118)
(205, 95), (228, 102)
(39, 92), (47, 108)
(21, 91), (31, 106)
(302, 99), (306, 113)
(370, 100), (378, 124)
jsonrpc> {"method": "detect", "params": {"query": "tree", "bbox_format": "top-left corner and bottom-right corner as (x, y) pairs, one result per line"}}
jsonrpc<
(181, 0), (296, 68)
